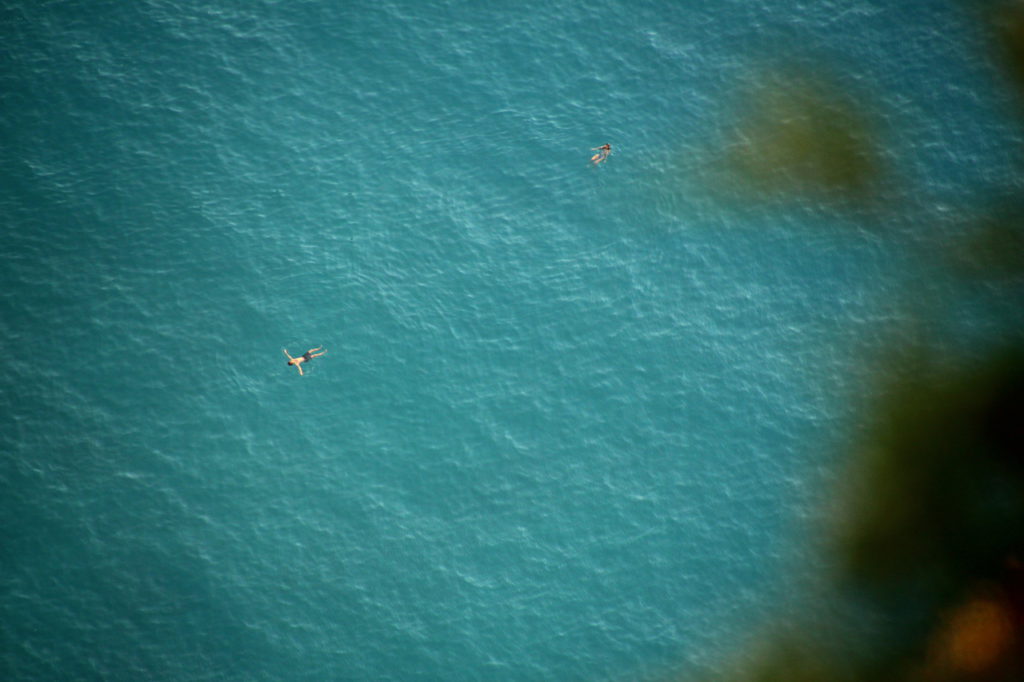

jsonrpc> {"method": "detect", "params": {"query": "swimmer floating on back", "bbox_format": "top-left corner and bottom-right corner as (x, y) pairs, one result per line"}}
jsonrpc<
(284, 346), (326, 376)
(590, 143), (611, 165)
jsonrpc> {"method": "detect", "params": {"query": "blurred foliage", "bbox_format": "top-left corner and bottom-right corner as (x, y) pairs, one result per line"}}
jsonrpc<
(990, 0), (1024, 104)
(720, 637), (850, 682)
(834, 349), (1024, 678)
(837, 349), (1024, 591)
(723, 71), (883, 203)
(683, 2), (1024, 681)
(949, 202), (1024, 280)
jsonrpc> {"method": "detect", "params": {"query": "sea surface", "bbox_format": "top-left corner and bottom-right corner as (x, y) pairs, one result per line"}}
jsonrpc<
(2, 1), (1021, 680)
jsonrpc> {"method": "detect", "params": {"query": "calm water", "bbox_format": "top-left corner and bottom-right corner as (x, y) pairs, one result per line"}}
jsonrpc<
(2, 1), (1018, 680)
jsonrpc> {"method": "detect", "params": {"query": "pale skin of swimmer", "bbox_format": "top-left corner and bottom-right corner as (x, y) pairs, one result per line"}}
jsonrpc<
(284, 347), (326, 375)
(591, 144), (611, 165)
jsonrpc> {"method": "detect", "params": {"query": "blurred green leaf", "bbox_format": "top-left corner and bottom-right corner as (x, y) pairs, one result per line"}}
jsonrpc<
(723, 71), (883, 203)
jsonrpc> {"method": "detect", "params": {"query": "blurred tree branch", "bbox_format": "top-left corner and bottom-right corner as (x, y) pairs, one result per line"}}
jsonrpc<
(684, 2), (1024, 681)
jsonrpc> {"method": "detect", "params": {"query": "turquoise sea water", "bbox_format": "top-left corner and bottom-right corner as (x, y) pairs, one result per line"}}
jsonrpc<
(3, 1), (1021, 680)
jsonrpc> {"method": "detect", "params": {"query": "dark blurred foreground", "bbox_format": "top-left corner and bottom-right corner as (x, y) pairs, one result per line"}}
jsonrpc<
(688, 2), (1024, 680)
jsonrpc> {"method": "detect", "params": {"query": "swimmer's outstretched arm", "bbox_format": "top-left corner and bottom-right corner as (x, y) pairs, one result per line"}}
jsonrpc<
(297, 364), (304, 376)
(283, 349), (295, 360)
